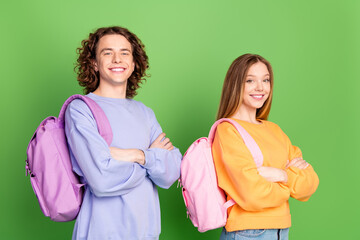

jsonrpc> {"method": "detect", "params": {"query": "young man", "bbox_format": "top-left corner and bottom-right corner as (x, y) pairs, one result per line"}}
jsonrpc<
(65, 26), (182, 240)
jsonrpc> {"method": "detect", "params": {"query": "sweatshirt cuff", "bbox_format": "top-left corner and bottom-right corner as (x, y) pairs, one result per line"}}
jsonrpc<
(142, 149), (156, 170)
(285, 167), (301, 187)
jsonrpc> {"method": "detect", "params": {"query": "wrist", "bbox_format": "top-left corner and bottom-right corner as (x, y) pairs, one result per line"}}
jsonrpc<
(136, 149), (145, 165)
(282, 170), (288, 183)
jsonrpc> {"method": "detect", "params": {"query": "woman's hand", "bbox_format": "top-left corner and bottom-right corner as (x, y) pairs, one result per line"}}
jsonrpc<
(286, 157), (309, 170)
(109, 147), (145, 165)
(150, 133), (174, 151)
(257, 166), (288, 183)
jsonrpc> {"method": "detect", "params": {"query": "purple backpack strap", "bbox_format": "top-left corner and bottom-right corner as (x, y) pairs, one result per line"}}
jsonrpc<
(58, 94), (113, 145)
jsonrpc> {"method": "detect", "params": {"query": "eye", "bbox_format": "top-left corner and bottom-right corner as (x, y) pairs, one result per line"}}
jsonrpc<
(103, 52), (112, 56)
(246, 79), (253, 83)
(121, 52), (130, 56)
(263, 79), (270, 83)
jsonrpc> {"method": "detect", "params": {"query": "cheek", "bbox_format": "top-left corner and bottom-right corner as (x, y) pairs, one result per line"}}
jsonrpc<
(265, 84), (271, 93)
(94, 58), (106, 72)
(243, 85), (252, 94)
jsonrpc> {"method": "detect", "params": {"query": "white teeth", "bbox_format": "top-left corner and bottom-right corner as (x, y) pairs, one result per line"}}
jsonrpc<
(111, 68), (125, 72)
(252, 95), (263, 99)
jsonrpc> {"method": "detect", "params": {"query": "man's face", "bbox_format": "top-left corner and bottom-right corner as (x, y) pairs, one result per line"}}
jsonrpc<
(94, 34), (135, 87)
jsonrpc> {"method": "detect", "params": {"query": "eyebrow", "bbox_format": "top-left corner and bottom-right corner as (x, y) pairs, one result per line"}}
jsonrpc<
(99, 48), (131, 53)
(246, 74), (270, 77)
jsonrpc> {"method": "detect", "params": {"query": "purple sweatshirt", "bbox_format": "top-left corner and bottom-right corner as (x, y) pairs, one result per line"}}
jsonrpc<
(65, 93), (182, 240)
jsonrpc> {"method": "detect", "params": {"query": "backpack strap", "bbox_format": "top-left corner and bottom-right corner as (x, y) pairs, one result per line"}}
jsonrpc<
(208, 118), (264, 209)
(208, 118), (263, 167)
(58, 94), (113, 146)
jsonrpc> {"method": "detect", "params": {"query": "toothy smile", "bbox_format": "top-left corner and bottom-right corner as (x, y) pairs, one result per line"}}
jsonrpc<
(109, 67), (125, 72)
(250, 94), (265, 99)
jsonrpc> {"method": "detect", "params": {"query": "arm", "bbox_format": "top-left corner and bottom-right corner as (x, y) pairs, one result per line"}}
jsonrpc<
(109, 132), (174, 165)
(109, 147), (146, 165)
(140, 108), (182, 189)
(65, 100), (147, 197)
(213, 123), (290, 212)
(285, 145), (319, 201)
(257, 166), (288, 183)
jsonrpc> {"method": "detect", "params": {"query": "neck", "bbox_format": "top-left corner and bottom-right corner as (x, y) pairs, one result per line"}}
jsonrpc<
(93, 81), (127, 99)
(231, 105), (259, 124)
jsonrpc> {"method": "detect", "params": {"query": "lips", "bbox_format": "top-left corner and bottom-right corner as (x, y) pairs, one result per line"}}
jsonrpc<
(250, 94), (265, 100)
(109, 67), (126, 72)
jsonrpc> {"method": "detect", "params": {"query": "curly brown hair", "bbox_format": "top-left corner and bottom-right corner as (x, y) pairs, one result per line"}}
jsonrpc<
(75, 26), (149, 98)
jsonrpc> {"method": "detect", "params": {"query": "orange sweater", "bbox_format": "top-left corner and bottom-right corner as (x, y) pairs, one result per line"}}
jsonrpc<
(212, 119), (319, 231)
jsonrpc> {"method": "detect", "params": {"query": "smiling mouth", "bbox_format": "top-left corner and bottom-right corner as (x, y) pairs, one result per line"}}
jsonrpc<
(109, 67), (126, 72)
(250, 94), (265, 99)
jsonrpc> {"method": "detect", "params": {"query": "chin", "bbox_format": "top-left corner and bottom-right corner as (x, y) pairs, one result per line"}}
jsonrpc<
(253, 103), (266, 109)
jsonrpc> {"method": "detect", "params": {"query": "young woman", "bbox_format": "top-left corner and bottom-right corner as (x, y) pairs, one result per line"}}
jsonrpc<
(212, 54), (319, 240)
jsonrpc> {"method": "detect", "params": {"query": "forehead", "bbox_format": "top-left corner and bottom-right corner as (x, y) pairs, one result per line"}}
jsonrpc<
(96, 34), (132, 52)
(247, 62), (269, 75)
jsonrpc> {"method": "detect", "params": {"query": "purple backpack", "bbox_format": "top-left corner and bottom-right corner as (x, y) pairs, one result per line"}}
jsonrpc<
(26, 95), (112, 222)
(180, 118), (263, 232)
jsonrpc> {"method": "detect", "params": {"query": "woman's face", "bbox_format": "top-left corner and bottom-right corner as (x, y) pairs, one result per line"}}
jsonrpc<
(241, 61), (271, 111)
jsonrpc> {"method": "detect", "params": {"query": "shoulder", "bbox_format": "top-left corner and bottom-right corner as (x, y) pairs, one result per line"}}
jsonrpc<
(263, 120), (291, 141)
(217, 121), (238, 132)
(263, 120), (284, 132)
(216, 122), (242, 140)
(131, 99), (152, 111)
(65, 99), (95, 125)
(66, 99), (92, 116)
(68, 98), (90, 109)
(132, 99), (157, 119)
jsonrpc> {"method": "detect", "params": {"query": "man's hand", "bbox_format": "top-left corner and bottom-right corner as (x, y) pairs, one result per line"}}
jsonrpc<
(150, 133), (174, 151)
(109, 147), (145, 165)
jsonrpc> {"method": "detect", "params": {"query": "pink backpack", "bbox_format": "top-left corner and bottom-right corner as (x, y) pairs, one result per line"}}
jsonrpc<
(26, 95), (112, 221)
(180, 118), (263, 232)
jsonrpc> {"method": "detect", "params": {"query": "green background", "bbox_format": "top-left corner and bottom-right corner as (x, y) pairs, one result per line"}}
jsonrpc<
(1, 0), (359, 239)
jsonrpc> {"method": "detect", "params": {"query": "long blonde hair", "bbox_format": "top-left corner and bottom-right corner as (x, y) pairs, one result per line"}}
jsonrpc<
(217, 54), (274, 120)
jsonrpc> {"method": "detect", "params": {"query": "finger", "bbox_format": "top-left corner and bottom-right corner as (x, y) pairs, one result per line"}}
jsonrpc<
(293, 160), (307, 169)
(155, 133), (166, 143)
(163, 141), (173, 150)
(292, 160), (303, 168)
(287, 157), (303, 167)
(290, 157), (302, 163)
(297, 161), (309, 170)
(166, 142), (174, 151)
(285, 160), (290, 168)
(167, 142), (174, 150)
(162, 138), (170, 145)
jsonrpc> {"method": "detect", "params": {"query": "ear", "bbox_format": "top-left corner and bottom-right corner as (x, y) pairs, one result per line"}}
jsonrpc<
(92, 59), (98, 72)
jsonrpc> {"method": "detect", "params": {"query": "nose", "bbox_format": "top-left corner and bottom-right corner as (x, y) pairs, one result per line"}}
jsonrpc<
(113, 52), (122, 63)
(255, 80), (264, 91)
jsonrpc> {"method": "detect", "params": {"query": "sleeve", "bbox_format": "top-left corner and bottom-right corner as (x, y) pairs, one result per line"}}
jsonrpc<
(285, 142), (319, 202)
(213, 123), (290, 212)
(65, 100), (147, 198)
(141, 108), (182, 189)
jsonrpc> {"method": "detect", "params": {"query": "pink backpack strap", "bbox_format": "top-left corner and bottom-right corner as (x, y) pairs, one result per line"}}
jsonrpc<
(208, 118), (264, 209)
(208, 118), (263, 167)
(58, 94), (113, 146)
